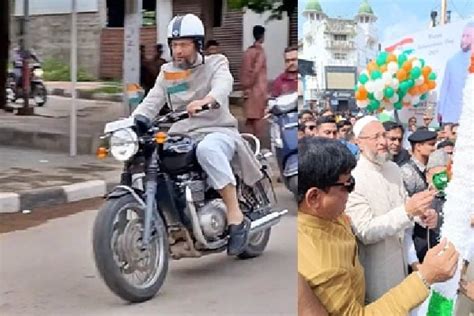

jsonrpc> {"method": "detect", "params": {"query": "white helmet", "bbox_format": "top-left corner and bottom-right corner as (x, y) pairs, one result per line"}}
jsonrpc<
(167, 14), (205, 54)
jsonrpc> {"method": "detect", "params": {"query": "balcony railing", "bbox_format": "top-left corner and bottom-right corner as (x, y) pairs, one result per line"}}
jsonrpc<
(325, 40), (355, 50)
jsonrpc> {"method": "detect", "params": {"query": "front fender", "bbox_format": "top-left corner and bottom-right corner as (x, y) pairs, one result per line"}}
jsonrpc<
(106, 185), (145, 208)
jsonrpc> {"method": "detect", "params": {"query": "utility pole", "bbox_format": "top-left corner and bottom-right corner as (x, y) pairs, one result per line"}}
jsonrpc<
(17, 0), (34, 115)
(70, 0), (77, 156)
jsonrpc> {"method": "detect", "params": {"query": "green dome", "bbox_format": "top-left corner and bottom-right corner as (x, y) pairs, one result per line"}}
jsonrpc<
(305, 0), (323, 13)
(358, 0), (374, 15)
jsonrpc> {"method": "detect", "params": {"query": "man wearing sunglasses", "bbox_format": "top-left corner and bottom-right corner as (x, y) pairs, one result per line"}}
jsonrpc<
(345, 116), (438, 303)
(298, 137), (459, 315)
(383, 121), (411, 167)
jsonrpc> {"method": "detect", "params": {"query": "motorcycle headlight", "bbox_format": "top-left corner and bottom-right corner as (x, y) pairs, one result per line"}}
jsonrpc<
(110, 128), (139, 161)
(33, 68), (44, 78)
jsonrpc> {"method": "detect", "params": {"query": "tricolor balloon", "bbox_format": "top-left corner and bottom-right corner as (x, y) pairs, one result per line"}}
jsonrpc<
(355, 50), (437, 112)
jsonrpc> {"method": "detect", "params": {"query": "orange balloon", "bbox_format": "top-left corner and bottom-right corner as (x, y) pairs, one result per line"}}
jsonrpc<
(403, 61), (412, 72)
(421, 83), (429, 93)
(422, 66), (432, 77)
(396, 69), (407, 81)
(387, 54), (397, 62)
(380, 65), (387, 73)
(367, 61), (378, 72)
(427, 80), (436, 90)
(355, 91), (361, 100)
(409, 87), (419, 95)
(359, 87), (368, 99)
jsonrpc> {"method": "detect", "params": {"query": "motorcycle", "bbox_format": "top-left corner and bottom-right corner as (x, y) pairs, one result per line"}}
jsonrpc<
(267, 92), (298, 199)
(93, 104), (288, 303)
(7, 62), (47, 107)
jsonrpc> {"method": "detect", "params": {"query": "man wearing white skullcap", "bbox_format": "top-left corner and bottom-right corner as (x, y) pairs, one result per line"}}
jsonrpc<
(345, 116), (437, 303)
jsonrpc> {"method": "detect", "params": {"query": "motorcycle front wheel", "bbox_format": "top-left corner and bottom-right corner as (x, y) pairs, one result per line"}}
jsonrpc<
(92, 194), (169, 303)
(32, 83), (47, 106)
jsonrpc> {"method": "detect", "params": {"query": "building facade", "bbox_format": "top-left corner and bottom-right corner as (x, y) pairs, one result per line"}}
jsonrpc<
(300, 0), (379, 112)
(11, 0), (297, 89)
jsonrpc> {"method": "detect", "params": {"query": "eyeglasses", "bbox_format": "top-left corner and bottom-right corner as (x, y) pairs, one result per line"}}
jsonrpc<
(330, 175), (355, 193)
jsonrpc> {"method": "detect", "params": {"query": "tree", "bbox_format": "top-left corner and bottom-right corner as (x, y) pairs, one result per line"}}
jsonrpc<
(0, 0), (10, 110)
(227, 0), (297, 45)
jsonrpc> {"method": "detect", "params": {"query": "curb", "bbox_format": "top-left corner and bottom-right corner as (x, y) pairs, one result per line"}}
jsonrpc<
(0, 179), (119, 214)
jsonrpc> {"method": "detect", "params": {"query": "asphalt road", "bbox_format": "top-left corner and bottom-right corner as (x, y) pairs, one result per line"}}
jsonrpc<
(0, 185), (297, 316)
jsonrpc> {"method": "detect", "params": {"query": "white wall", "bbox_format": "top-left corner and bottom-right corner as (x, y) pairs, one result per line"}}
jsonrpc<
(242, 10), (289, 81)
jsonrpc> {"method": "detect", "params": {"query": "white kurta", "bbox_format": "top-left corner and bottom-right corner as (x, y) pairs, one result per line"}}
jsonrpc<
(346, 155), (415, 303)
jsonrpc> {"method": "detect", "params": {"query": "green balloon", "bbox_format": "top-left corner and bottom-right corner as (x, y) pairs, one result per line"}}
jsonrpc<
(420, 93), (428, 100)
(394, 102), (403, 110)
(377, 52), (388, 66)
(428, 72), (437, 81)
(384, 87), (395, 98)
(399, 82), (409, 92)
(368, 92), (375, 100)
(407, 79), (415, 88)
(420, 59), (425, 67)
(354, 84), (359, 91)
(410, 67), (421, 79)
(398, 54), (407, 66)
(369, 99), (380, 110)
(371, 70), (382, 80)
(359, 73), (369, 84)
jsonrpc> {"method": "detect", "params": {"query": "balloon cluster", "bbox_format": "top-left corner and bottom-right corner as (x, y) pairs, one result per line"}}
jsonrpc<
(355, 51), (437, 111)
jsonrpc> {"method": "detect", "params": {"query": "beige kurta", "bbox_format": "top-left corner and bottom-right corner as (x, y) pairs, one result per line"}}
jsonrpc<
(132, 53), (263, 186)
(346, 155), (414, 303)
(240, 44), (268, 119)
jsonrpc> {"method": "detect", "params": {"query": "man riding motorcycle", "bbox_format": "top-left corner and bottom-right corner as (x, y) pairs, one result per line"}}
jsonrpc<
(131, 14), (263, 255)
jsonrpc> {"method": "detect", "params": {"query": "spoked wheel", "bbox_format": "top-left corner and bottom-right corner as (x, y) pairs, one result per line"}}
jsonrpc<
(93, 194), (169, 303)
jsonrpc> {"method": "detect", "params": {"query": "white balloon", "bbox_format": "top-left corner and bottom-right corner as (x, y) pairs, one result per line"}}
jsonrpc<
(412, 60), (422, 69)
(403, 94), (412, 103)
(416, 77), (424, 86)
(374, 90), (384, 101)
(375, 79), (385, 91)
(391, 78), (400, 89)
(387, 61), (398, 74)
(382, 72), (392, 84)
(357, 100), (368, 108)
(390, 94), (399, 103)
(365, 81), (375, 93)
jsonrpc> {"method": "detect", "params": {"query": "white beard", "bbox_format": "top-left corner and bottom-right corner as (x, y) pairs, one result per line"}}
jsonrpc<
(365, 150), (392, 166)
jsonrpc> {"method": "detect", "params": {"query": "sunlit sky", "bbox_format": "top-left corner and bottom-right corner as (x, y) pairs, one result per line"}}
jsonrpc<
(298, 0), (474, 43)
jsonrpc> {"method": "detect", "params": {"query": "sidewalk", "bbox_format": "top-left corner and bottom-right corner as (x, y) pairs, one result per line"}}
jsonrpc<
(0, 146), (123, 213)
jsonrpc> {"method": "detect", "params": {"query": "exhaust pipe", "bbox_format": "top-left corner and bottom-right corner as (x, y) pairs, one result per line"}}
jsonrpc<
(250, 209), (288, 234)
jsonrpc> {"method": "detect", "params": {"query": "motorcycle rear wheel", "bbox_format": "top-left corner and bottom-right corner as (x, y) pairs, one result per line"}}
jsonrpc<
(92, 194), (169, 303)
(237, 228), (271, 259)
(32, 83), (47, 106)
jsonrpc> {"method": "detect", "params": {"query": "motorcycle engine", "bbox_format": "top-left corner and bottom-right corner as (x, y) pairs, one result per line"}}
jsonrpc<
(197, 199), (227, 240)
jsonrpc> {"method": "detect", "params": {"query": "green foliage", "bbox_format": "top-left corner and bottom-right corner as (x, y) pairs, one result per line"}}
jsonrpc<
(90, 85), (122, 94)
(42, 58), (95, 81)
(227, 0), (296, 20)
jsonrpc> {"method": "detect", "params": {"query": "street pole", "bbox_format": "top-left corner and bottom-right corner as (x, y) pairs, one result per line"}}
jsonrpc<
(17, 0), (34, 115)
(123, 0), (142, 116)
(70, 0), (77, 156)
(441, 0), (447, 25)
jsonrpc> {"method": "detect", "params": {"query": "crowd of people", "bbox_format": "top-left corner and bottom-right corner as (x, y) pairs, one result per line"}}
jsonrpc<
(297, 107), (474, 315)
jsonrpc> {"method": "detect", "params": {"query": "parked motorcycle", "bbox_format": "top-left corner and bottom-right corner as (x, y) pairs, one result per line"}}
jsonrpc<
(93, 104), (288, 303)
(267, 92), (298, 199)
(7, 62), (47, 107)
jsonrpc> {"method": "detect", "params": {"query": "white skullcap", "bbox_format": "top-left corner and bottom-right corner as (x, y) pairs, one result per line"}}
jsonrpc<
(353, 116), (379, 138)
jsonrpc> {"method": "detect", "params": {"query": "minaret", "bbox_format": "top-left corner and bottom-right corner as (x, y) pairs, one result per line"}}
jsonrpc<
(302, 0), (327, 24)
(355, 0), (377, 39)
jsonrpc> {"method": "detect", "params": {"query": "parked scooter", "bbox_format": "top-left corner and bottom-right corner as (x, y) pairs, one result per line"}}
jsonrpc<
(267, 92), (298, 199)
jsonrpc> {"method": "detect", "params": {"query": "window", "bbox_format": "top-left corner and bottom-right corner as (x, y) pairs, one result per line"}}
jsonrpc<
(334, 53), (347, 60)
(334, 34), (347, 41)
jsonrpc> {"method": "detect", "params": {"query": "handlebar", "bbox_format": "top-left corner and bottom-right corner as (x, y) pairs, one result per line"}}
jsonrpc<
(154, 102), (220, 124)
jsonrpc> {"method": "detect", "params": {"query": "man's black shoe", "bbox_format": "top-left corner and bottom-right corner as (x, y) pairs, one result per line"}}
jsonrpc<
(227, 218), (251, 256)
